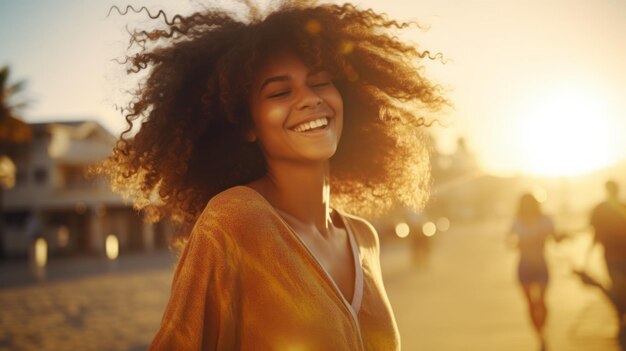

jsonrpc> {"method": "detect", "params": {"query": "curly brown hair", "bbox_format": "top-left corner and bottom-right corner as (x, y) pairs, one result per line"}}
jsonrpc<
(100, 0), (448, 233)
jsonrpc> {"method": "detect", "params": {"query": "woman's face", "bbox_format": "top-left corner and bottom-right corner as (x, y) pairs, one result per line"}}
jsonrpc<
(248, 50), (344, 165)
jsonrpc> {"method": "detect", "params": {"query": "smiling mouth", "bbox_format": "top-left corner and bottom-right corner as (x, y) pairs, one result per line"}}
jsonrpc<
(291, 117), (329, 133)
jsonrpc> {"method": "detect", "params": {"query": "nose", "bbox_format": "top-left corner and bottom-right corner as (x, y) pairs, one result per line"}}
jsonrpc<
(296, 86), (322, 110)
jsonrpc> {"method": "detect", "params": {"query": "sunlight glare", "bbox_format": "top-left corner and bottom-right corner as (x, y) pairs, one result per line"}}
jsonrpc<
(515, 88), (616, 176)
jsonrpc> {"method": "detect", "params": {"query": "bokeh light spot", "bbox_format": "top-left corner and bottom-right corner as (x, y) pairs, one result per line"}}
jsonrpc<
(395, 222), (410, 238)
(106, 234), (119, 260)
(422, 222), (437, 237)
(56, 226), (70, 248)
(340, 40), (354, 54)
(34, 238), (48, 268)
(436, 217), (450, 232)
(305, 19), (321, 34)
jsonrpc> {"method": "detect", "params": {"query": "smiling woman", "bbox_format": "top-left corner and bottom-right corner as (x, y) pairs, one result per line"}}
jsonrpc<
(513, 87), (618, 177)
(98, 1), (446, 350)
(246, 50), (344, 164)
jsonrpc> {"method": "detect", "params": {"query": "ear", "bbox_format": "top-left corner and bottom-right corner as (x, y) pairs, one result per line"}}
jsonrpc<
(244, 130), (257, 142)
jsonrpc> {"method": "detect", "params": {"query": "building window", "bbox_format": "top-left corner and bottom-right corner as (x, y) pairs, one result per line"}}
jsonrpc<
(33, 168), (48, 184)
(61, 165), (89, 189)
(3, 211), (30, 228)
(15, 169), (27, 186)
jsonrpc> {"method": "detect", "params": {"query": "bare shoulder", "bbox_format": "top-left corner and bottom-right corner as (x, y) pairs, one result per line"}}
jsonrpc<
(341, 212), (380, 251)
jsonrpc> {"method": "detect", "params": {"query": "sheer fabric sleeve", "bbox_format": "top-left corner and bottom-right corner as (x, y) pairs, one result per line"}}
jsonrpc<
(148, 217), (241, 351)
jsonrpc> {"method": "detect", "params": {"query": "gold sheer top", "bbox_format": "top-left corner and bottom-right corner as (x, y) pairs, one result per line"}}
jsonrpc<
(149, 186), (400, 350)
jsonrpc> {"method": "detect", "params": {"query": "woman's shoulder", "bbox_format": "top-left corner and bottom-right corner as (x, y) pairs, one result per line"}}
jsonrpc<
(206, 185), (263, 207)
(202, 186), (270, 217)
(194, 186), (276, 236)
(339, 212), (381, 250)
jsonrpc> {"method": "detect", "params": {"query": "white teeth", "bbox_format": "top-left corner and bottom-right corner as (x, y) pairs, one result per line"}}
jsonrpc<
(293, 118), (328, 133)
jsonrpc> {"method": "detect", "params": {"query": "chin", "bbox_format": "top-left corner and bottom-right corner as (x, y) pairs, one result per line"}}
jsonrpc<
(300, 146), (338, 162)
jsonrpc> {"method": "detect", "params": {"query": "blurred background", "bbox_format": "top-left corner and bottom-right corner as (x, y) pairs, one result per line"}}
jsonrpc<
(1, 0), (625, 350)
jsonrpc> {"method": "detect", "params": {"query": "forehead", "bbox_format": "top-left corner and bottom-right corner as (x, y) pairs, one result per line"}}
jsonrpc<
(254, 50), (311, 82)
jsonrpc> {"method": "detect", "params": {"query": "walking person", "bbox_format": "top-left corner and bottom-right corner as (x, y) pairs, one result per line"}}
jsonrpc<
(508, 193), (559, 351)
(576, 180), (626, 347)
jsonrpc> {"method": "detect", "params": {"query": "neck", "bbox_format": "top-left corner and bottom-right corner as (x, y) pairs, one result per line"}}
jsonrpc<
(253, 161), (332, 233)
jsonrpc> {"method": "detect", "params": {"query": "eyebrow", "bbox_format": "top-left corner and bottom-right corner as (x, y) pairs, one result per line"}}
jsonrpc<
(258, 70), (327, 94)
(259, 76), (290, 93)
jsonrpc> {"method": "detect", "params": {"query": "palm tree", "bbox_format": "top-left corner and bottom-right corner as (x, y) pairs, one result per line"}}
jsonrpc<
(0, 66), (32, 145)
(0, 65), (32, 259)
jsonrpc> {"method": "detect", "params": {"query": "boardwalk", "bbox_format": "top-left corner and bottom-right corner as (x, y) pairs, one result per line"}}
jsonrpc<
(0, 220), (620, 351)
(384, 221), (620, 351)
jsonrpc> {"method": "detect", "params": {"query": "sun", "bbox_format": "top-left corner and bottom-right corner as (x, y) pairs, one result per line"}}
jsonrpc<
(513, 88), (616, 177)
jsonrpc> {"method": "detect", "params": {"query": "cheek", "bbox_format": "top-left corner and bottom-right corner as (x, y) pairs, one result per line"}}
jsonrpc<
(252, 103), (288, 133)
(326, 87), (344, 113)
(265, 106), (287, 124)
(252, 104), (291, 152)
(328, 91), (344, 134)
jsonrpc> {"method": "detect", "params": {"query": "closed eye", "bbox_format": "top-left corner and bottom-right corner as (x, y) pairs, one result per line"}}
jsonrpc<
(311, 81), (332, 88)
(267, 90), (291, 98)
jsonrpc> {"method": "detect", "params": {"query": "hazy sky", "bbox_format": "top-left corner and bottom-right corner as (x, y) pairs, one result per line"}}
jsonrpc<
(1, 0), (625, 176)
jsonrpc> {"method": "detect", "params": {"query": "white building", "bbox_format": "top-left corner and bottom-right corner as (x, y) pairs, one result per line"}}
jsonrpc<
(1, 120), (171, 258)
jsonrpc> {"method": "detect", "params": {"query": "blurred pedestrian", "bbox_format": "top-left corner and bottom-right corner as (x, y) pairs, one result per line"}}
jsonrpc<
(101, 1), (446, 349)
(576, 180), (626, 345)
(508, 193), (559, 351)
